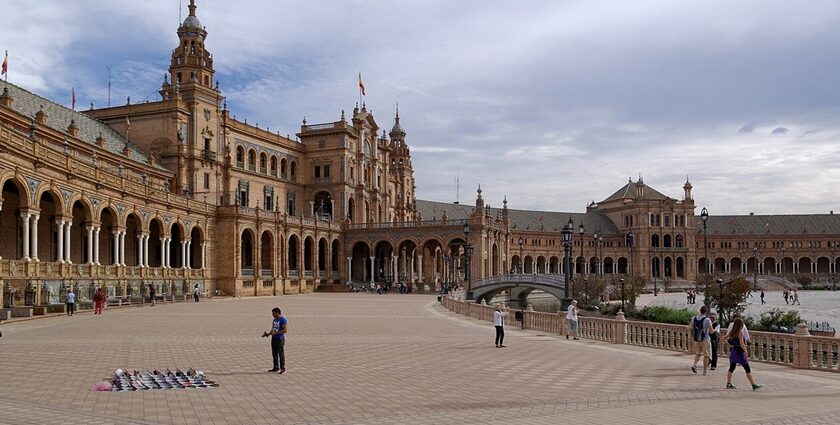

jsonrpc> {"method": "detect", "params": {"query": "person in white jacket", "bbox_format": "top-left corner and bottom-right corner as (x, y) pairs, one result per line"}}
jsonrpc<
(566, 300), (579, 340)
(494, 304), (509, 348)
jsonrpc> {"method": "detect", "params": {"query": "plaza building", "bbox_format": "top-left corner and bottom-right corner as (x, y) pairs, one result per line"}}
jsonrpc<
(1, 1), (839, 314)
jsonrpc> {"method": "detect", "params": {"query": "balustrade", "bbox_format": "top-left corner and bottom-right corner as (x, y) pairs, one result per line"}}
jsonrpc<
(441, 297), (839, 373)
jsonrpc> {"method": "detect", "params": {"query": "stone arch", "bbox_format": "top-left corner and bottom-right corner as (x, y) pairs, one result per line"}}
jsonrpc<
(511, 255), (522, 273)
(781, 257), (794, 274)
(396, 239), (419, 285)
(0, 174), (32, 208)
(270, 155), (278, 176)
(676, 256), (685, 278)
(280, 157), (288, 176)
(714, 257), (726, 273)
(148, 218), (164, 267)
(603, 256), (614, 274)
(290, 160), (297, 179)
(331, 239), (341, 277)
(816, 257), (831, 274)
(373, 239), (395, 282)
(259, 152), (268, 174)
(549, 255), (560, 274)
(663, 234), (672, 248)
(235, 145), (245, 167)
(651, 256), (661, 278)
(351, 240), (372, 282)
(287, 234), (300, 271)
(303, 236), (314, 272)
(318, 237), (328, 272)
(98, 206), (118, 265)
(524, 255), (534, 274)
(675, 234), (685, 248)
(35, 186), (66, 217)
(241, 228), (255, 270)
(617, 257), (628, 274)
(536, 256), (546, 274)
(492, 243), (500, 276)
(69, 200), (92, 264)
(35, 189), (61, 262)
(125, 212), (142, 266)
(664, 256), (673, 278)
(651, 234), (660, 248)
(170, 222), (186, 268)
(0, 178), (28, 260)
(798, 257), (812, 274)
(260, 230), (273, 271)
(731, 257), (742, 274)
(190, 225), (204, 269)
(763, 257), (776, 275)
(347, 197), (355, 221)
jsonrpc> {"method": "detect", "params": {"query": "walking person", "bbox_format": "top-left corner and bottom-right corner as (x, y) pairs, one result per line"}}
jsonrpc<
(66, 289), (76, 316)
(690, 305), (714, 375)
(494, 304), (509, 348)
(760, 290), (766, 305)
(149, 284), (156, 306)
(566, 300), (579, 340)
(783, 289), (789, 304)
(93, 287), (105, 315)
(709, 313), (721, 370)
(792, 289), (800, 305)
(193, 284), (200, 302)
(724, 317), (762, 390)
(262, 307), (288, 373)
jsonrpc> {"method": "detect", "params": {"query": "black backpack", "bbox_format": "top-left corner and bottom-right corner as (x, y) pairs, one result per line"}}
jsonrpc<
(692, 317), (706, 342)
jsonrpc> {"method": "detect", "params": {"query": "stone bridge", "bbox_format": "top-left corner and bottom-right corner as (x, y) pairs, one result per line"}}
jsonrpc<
(471, 273), (567, 305)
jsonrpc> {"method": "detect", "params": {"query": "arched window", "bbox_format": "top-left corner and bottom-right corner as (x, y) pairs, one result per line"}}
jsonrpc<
(270, 156), (277, 177)
(290, 161), (297, 180)
(259, 153), (267, 174)
(236, 146), (244, 168)
(247, 150), (256, 172)
(651, 234), (660, 248)
(280, 158), (288, 178)
(675, 235), (685, 248)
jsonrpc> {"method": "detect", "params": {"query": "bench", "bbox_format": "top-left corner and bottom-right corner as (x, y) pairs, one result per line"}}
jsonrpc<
(10, 307), (33, 317)
(0, 308), (11, 321)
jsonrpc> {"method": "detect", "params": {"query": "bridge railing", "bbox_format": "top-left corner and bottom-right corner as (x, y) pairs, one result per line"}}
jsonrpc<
(472, 273), (566, 289)
(440, 296), (840, 373)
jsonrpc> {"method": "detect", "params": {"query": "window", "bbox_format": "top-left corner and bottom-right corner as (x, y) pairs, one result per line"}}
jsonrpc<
(314, 166), (321, 178)
(290, 161), (297, 178)
(664, 214), (670, 227)
(236, 146), (244, 168)
(204, 137), (210, 151)
(238, 181), (250, 207)
(280, 158), (287, 177)
(248, 150), (256, 171)
(203, 173), (210, 190)
(323, 165), (330, 178)
(259, 153), (267, 174)
(287, 192), (296, 216)
(270, 156), (277, 177)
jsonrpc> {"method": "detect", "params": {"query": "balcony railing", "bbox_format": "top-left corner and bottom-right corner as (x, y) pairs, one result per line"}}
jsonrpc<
(260, 269), (273, 277)
(347, 219), (469, 230)
(313, 177), (332, 184)
(288, 270), (299, 277)
(241, 268), (255, 276)
(304, 270), (314, 278)
(202, 150), (217, 161)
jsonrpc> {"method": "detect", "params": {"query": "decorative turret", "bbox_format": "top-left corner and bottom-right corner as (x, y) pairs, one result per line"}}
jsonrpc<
(0, 86), (12, 108)
(635, 176), (645, 198)
(683, 177), (693, 200)
(35, 106), (48, 125)
(67, 119), (79, 137)
(169, 0), (214, 90)
(474, 185), (485, 213)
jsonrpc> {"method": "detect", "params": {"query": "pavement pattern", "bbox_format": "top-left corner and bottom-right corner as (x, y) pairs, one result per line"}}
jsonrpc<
(0, 293), (839, 424)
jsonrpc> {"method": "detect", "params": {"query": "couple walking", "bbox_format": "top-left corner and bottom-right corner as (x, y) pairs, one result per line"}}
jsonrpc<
(691, 306), (761, 390)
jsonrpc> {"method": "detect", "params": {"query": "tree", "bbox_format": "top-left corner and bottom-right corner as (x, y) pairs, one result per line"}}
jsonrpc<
(610, 275), (647, 309)
(697, 274), (751, 323)
(571, 275), (607, 307)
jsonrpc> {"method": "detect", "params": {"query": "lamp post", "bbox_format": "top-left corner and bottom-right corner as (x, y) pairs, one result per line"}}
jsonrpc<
(443, 253), (450, 290)
(561, 218), (573, 311)
(578, 223), (585, 276)
(701, 207), (709, 275)
(464, 223), (473, 300)
(781, 246), (786, 279)
(753, 246), (758, 291)
(716, 277), (724, 315)
(518, 237), (524, 274)
(619, 278), (626, 311)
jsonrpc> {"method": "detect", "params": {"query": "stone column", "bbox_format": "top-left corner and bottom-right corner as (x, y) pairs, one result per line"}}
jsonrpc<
(200, 242), (206, 269)
(119, 230), (126, 265)
(165, 237), (171, 268)
(93, 226), (101, 265)
(330, 200), (336, 221)
(64, 221), (72, 264)
(142, 234), (149, 267)
(347, 256), (352, 283)
(137, 233), (144, 267)
(56, 220), (65, 263)
(418, 255), (424, 283)
(86, 226), (94, 264)
(112, 230), (119, 265)
(160, 238), (167, 268)
(369, 256), (375, 284)
(181, 240), (187, 268)
(185, 241), (192, 269)
(30, 214), (40, 261)
(409, 254), (415, 284)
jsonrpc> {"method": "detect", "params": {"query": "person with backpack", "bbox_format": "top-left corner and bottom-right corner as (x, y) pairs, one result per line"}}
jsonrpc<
(690, 305), (714, 375)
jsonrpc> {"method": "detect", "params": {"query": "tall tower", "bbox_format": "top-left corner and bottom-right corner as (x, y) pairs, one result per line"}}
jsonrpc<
(389, 108), (416, 222)
(169, 0), (215, 89)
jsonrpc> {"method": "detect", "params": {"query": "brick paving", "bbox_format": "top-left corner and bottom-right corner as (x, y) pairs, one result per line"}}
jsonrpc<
(0, 294), (838, 424)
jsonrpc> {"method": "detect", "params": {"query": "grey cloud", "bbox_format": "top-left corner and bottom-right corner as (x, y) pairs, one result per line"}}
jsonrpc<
(738, 123), (757, 134)
(771, 127), (789, 134)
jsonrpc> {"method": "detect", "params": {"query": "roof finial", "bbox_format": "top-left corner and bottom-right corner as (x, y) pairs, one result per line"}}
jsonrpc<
(188, 0), (197, 17)
(477, 184), (482, 195)
(395, 102), (399, 119)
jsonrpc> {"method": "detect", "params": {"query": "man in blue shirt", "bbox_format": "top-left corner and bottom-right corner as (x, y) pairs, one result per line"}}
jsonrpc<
(66, 290), (76, 316)
(262, 307), (288, 374)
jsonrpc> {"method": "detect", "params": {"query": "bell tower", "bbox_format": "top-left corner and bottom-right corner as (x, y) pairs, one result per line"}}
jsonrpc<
(169, 0), (215, 90)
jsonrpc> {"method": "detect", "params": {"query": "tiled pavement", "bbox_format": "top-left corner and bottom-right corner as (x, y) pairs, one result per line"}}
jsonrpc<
(0, 294), (838, 424)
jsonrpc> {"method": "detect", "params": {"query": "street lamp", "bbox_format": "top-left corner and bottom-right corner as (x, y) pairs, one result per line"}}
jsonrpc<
(443, 253), (450, 289)
(781, 246), (786, 279)
(753, 246), (758, 291)
(463, 223), (473, 300)
(518, 237), (524, 274)
(578, 223), (585, 276)
(701, 207), (709, 275)
(561, 218), (573, 311)
(716, 277), (724, 316)
(625, 231), (634, 276)
(619, 278), (626, 311)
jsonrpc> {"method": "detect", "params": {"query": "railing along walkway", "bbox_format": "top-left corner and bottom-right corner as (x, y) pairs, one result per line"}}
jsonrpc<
(441, 296), (839, 373)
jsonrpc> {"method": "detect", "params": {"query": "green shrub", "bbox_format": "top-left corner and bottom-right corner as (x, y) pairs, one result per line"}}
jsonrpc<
(632, 306), (697, 325)
(744, 308), (802, 332)
(598, 303), (635, 317)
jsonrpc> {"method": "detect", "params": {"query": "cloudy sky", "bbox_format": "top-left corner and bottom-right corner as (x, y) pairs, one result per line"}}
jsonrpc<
(3, 0), (840, 215)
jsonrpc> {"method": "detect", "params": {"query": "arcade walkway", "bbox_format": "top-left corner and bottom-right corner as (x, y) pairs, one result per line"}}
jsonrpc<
(0, 294), (838, 424)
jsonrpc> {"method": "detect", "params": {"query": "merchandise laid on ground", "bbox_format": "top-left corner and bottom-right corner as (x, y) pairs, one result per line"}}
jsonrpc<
(101, 368), (218, 391)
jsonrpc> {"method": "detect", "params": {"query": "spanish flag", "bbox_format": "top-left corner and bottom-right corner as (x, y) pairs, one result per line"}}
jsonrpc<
(1, 50), (7, 77)
(358, 72), (365, 96)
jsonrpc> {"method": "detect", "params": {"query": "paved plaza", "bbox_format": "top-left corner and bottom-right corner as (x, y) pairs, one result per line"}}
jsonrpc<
(1, 294), (840, 424)
(640, 290), (840, 330)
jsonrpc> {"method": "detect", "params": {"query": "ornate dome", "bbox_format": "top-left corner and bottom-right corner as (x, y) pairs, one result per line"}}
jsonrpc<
(182, 15), (203, 30)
